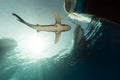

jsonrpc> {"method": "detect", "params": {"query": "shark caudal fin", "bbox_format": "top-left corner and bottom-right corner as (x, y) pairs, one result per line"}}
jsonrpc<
(12, 13), (26, 24)
(12, 13), (37, 29)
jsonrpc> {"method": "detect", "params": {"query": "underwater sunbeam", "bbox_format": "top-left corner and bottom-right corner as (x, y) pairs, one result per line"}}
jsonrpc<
(15, 33), (72, 64)
(25, 35), (49, 54)
(17, 34), (53, 61)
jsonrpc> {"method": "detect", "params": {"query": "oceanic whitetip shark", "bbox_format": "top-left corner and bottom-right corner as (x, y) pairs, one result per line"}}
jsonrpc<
(12, 12), (71, 43)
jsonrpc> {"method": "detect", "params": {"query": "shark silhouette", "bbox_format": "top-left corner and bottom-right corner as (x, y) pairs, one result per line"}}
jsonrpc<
(12, 12), (71, 43)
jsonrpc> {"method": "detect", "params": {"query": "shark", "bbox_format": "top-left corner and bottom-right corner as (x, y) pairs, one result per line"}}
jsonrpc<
(12, 12), (71, 44)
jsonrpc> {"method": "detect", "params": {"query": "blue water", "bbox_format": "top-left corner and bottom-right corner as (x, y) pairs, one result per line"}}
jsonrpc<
(0, 0), (120, 80)
(0, 16), (120, 80)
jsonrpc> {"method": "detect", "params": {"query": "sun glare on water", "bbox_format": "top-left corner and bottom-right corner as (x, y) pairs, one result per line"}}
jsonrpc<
(16, 33), (71, 64)
(17, 34), (53, 61)
(26, 35), (49, 54)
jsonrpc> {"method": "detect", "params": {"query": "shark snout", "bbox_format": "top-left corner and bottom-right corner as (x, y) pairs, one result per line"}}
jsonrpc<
(66, 26), (71, 31)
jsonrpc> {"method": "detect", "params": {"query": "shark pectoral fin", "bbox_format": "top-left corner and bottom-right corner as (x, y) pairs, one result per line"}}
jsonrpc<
(54, 12), (61, 24)
(55, 32), (61, 44)
(37, 30), (40, 32)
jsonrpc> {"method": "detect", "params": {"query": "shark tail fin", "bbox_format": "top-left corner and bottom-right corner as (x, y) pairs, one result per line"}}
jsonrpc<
(12, 13), (26, 24)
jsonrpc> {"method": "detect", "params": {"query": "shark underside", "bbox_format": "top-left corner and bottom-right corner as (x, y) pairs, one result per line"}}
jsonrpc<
(12, 12), (71, 43)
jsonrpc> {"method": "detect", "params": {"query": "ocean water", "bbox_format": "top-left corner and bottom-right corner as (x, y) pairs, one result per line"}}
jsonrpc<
(0, 15), (119, 80)
(0, 0), (120, 80)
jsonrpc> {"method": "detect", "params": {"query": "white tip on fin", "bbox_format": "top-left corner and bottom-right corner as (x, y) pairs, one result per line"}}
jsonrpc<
(55, 32), (61, 44)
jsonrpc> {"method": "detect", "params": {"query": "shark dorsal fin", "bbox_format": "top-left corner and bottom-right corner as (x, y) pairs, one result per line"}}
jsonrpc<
(55, 31), (61, 44)
(54, 12), (61, 24)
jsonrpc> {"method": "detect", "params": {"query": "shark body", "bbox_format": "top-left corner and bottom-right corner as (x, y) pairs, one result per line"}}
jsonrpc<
(12, 12), (71, 43)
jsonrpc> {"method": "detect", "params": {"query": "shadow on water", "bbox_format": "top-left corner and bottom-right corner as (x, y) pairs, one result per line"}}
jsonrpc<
(0, 38), (17, 60)
(0, 38), (18, 80)
(49, 17), (120, 80)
